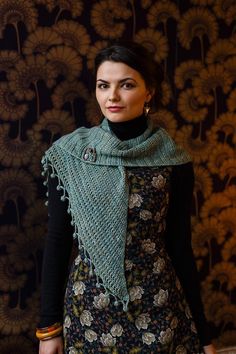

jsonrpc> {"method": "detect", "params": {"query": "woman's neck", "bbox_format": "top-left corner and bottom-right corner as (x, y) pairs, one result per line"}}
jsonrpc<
(107, 114), (148, 141)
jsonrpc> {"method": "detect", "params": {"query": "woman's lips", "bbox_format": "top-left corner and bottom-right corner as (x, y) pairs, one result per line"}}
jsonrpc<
(107, 106), (124, 112)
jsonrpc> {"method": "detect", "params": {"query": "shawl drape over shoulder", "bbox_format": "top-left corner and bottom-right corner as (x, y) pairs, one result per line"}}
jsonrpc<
(41, 118), (191, 310)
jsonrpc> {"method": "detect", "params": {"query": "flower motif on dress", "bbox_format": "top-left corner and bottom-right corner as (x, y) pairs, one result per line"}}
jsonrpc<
(68, 347), (78, 354)
(151, 175), (166, 189)
(154, 211), (161, 222)
(170, 316), (179, 329)
(185, 306), (192, 319)
(64, 315), (71, 329)
(129, 286), (144, 302)
(175, 278), (182, 291)
(153, 289), (168, 307)
(79, 310), (93, 327)
(126, 232), (133, 246)
(142, 332), (156, 345)
(85, 329), (98, 343)
(135, 313), (151, 330)
(191, 321), (197, 334)
(141, 239), (156, 254)
(139, 209), (152, 220)
(176, 345), (187, 354)
(74, 255), (82, 265)
(129, 193), (143, 209)
(72, 281), (86, 296)
(125, 259), (134, 271)
(110, 324), (123, 337)
(100, 333), (116, 347)
(93, 293), (110, 309)
(153, 257), (165, 274)
(158, 328), (173, 345)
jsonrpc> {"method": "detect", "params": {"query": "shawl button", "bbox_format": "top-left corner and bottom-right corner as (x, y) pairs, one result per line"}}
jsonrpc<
(83, 147), (97, 162)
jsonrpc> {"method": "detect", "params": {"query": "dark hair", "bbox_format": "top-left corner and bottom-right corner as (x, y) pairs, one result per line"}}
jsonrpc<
(94, 40), (163, 111)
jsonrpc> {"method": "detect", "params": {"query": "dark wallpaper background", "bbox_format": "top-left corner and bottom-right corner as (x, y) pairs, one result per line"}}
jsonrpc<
(0, 0), (236, 352)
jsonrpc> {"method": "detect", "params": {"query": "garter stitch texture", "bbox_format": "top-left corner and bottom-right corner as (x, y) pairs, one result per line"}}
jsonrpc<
(41, 118), (191, 310)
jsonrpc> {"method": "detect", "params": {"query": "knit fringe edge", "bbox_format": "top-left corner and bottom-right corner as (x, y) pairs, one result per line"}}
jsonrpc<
(41, 155), (129, 312)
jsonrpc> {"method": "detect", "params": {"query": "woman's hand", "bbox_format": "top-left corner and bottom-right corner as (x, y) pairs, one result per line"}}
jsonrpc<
(203, 344), (217, 354)
(39, 336), (64, 354)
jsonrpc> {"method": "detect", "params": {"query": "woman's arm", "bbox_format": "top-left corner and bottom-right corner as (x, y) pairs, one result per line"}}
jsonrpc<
(39, 175), (74, 327)
(164, 162), (213, 347)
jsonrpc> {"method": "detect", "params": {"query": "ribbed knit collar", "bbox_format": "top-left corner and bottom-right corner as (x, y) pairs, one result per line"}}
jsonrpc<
(56, 118), (191, 167)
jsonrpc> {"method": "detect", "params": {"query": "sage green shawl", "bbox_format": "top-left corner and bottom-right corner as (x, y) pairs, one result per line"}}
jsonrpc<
(42, 118), (191, 310)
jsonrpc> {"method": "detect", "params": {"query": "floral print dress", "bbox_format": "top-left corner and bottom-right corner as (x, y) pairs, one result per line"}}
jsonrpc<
(63, 167), (203, 354)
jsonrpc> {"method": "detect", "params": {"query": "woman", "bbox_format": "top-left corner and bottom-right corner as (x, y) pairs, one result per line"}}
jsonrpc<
(38, 42), (216, 354)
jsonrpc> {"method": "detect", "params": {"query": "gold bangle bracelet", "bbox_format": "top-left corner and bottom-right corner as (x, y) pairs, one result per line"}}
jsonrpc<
(40, 332), (62, 341)
(36, 326), (63, 340)
(36, 322), (62, 334)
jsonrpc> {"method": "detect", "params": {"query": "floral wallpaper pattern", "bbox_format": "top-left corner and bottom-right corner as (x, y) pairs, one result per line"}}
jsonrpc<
(0, 0), (235, 352)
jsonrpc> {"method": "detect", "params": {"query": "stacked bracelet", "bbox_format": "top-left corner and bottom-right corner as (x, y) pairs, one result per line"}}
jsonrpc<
(36, 322), (63, 341)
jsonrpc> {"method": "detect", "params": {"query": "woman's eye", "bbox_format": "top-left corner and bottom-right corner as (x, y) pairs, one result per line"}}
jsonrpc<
(97, 83), (108, 89)
(123, 82), (134, 89)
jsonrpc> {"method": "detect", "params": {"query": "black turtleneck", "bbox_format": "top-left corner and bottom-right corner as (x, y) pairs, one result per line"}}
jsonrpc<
(107, 114), (147, 141)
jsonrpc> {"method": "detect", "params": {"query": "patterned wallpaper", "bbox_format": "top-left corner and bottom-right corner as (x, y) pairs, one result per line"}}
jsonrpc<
(0, 0), (235, 352)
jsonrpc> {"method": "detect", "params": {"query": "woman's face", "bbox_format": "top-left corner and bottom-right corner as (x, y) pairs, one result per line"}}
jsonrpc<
(96, 61), (152, 122)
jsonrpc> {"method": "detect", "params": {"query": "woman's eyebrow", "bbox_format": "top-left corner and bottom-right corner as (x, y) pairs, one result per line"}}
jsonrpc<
(96, 78), (137, 83)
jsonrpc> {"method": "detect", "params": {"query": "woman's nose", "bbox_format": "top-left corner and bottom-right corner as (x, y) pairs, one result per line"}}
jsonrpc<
(108, 88), (120, 102)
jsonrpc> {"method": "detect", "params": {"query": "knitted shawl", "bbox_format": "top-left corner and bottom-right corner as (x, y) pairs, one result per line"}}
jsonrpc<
(41, 118), (191, 310)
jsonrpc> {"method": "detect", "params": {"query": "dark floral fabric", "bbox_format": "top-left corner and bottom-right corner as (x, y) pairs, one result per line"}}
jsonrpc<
(63, 167), (203, 354)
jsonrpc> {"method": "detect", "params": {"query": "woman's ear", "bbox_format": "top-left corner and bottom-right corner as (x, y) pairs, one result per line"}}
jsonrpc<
(146, 89), (155, 102)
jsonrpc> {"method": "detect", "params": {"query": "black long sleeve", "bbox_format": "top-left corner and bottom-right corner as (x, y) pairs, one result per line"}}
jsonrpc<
(165, 162), (212, 346)
(39, 175), (73, 327)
